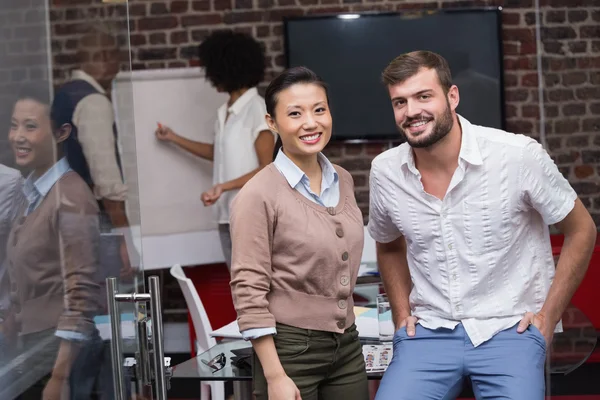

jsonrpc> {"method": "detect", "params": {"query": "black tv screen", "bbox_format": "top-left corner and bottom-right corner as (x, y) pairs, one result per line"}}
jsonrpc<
(284, 8), (505, 141)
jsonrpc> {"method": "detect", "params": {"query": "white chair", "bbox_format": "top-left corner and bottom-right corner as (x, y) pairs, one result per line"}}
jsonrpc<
(170, 264), (225, 400)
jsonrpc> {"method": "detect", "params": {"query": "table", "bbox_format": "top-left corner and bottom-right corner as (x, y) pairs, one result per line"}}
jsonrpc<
(172, 304), (597, 400)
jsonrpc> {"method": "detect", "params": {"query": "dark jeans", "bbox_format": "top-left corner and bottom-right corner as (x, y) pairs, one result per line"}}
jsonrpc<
(17, 330), (105, 400)
(253, 323), (369, 400)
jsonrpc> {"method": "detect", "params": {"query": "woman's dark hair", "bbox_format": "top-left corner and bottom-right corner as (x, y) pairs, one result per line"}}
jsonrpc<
(198, 30), (265, 93)
(264, 66), (329, 160)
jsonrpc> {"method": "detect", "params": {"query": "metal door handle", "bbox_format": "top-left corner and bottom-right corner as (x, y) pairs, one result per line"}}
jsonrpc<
(106, 276), (167, 400)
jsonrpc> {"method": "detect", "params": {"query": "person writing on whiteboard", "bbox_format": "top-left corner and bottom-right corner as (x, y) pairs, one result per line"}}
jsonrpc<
(229, 67), (368, 400)
(155, 30), (275, 269)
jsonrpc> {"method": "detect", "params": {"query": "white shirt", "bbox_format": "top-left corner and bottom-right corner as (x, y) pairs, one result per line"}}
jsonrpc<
(213, 87), (273, 224)
(367, 115), (577, 347)
(71, 70), (127, 202)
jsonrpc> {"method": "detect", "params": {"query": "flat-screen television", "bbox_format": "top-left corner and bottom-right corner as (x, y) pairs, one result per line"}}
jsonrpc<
(284, 8), (505, 141)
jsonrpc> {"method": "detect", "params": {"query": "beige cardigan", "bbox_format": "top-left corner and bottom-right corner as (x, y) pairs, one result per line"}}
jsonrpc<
(230, 164), (364, 333)
(6, 171), (101, 337)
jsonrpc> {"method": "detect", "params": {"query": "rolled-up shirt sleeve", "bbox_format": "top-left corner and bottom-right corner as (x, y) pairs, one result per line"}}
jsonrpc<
(229, 184), (277, 332)
(367, 164), (402, 243)
(73, 94), (127, 202)
(520, 140), (578, 225)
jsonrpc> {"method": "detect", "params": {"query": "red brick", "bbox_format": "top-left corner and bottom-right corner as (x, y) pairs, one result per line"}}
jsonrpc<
(191, 29), (210, 41)
(554, 119), (580, 135)
(544, 74), (560, 87)
(307, 6), (350, 14)
(351, 173), (367, 188)
(577, 57), (600, 69)
(170, 31), (189, 45)
(129, 4), (148, 17)
(521, 73), (538, 87)
(151, 2), (169, 15)
(505, 104), (518, 118)
(581, 25), (600, 38)
(542, 26), (577, 40)
(130, 34), (147, 47)
(503, 28), (535, 44)
(138, 16), (178, 31)
(592, 72), (600, 85)
(268, 8), (305, 21)
(562, 103), (586, 116)
(506, 120), (534, 134)
(549, 89), (575, 102)
(54, 53), (79, 65)
(568, 10), (588, 23)
(503, 42), (519, 56)
(542, 41), (563, 55)
(562, 71), (588, 86)
(192, 1), (210, 10)
(171, 0), (189, 13)
(181, 14), (223, 27)
(546, 10), (566, 24)
(235, 0), (253, 8)
(569, 41), (588, 53)
(505, 88), (529, 102)
(544, 57), (577, 71)
(224, 11), (263, 24)
(504, 57), (536, 71)
(365, 143), (387, 156)
(270, 40), (282, 52)
(502, 12), (520, 25)
(345, 144), (363, 155)
(522, 105), (539, 118)
(591, 102), (600, 115)
(214, 0), (232, 10)
(583, 118), (600, 132)
(299, 0), (319, 4)
(576, 87), (600, 101)
(504, 73), (518, 87)
(275, 54), (286, 67)
(256, 25), (270, 37)
(150, 33), (167, 45)
(545, 105), (559, 118)
(593, 10), (600, 22)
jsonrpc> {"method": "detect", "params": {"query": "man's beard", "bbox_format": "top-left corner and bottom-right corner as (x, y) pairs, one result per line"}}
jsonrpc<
(398, 102), (454, 149)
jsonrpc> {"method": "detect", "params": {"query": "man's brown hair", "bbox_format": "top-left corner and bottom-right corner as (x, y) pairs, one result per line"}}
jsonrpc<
(382, 50), (453, 94)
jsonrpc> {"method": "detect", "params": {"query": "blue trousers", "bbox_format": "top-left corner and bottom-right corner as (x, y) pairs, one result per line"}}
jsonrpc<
(375, 323), (547, 400)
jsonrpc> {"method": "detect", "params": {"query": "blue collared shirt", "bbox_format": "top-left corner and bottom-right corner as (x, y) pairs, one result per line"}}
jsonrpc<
(241, 149), (341, 340)
(23, 158), (87, 341)
(273, 149), (340, 207)
(23, 157), (72, 216)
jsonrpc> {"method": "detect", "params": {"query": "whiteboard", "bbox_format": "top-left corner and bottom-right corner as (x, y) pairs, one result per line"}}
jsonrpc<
(112, 68), (229, 269)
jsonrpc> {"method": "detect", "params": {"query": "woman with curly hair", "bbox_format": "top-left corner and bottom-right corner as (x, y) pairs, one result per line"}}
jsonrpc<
(155, 30), (276, 269)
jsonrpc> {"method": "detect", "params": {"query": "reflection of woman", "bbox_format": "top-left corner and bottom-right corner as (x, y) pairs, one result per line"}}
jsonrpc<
(155, 30), (276, 269)
(230, 67), (368, 400)
(4, 88), (101, 399)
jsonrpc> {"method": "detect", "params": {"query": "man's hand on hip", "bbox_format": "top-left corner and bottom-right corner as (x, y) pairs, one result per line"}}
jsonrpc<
(398, 316), (418, 337)
(517, 311), (553, 347)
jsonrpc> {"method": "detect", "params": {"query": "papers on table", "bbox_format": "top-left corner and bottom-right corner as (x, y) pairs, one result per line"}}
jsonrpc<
(210, 306), (380, 340)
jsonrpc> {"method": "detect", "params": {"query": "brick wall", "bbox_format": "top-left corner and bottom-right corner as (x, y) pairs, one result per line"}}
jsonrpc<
(48, 0), (600, 226)
(0, 0), (52, 168)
